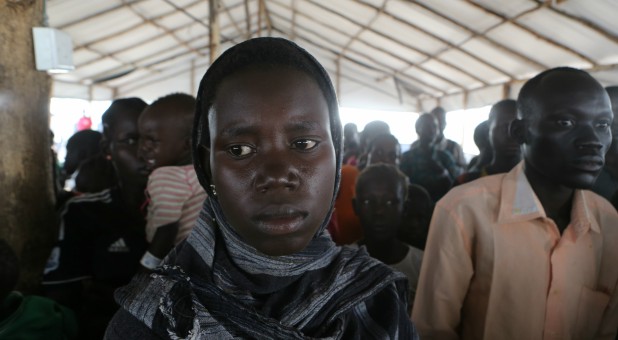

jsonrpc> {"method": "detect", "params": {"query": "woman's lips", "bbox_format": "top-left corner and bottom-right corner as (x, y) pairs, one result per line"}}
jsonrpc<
(252, 208), (308, 236)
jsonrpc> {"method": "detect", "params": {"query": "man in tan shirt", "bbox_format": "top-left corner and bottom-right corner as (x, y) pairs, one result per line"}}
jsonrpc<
(413, 67), (618, 340)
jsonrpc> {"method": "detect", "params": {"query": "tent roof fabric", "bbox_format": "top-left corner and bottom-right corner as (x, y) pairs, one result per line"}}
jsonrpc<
(47, 0), (618, 112)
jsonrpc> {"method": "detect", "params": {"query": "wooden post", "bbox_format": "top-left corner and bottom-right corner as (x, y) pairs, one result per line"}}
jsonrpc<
(209, 0), (220, 63)
(244, 0), (251, 39)
(0, 0), (56, 293)
(257, 0), (263, 37)
(190, 59), (196, 95)
(503, 82), (512, 99)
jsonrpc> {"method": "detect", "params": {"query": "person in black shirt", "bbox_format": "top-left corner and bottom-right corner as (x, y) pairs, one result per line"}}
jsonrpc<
(42, 98), (149, 339)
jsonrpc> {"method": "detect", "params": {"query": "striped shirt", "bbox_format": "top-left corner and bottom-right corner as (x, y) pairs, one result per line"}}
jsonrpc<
(145, 165), (207, 245)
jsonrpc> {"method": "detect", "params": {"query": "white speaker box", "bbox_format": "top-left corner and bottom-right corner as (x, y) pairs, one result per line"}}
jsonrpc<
(32, 27), (74, 73)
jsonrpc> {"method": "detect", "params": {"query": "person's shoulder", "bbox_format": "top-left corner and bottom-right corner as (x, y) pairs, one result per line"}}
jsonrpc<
(455, 171), (482, 186)
(151, 166), (189, 178)
(583, 190), (617, 212)
(149, 166), (195, 187)
(58, 187), (134, 230)
(0, 292), (78, 339)
(402, 147), (419, 156)
(406, 244), (423, 259)
(339, 245), (410, 297)
(342, 243), (360, 250)
(435, 148), (456, 161)
(341, 164), (360, 174)
(338, 245), (404, 278)
(582, 190), (618, 231)
(59, 189), (114, 215)
(21, 294), (76, 316)
(446, 138), (464, 150)
(392, 245), (423, 269)
(63, 188), (113, 205)
(438, 172), (505, 208)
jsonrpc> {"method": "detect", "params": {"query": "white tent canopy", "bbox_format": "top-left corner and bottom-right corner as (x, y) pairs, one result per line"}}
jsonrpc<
(47, 0), (618, 112)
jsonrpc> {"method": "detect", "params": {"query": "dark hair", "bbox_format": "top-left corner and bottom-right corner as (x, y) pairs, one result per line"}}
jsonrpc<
(362, 121), (390, 136)
(150, 92), (196, 109)
(355, 163), (409, 200)
(473, 120), (490, 148)
(368, 133), (400, 152)
(75, 154), (116, 193)
(517, 67), (594, 119)
(607, 86), (618, 97)
(344, 123), (358, 134)
(360, 120), (391, 153)
(192, 37), (342, 197)
(102, 97), (148, 136)
(0, 239), (19, 300)
(149, 93), (196, 138)
(430, 106), (446, 117)
(488, 99), (517, 123)
(66, 129), (102, 151)
(415, 113), (437, 131)
(64, 130), (104, 175)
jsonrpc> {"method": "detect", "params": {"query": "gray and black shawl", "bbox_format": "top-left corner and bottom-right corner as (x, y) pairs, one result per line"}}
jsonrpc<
(105, 37), (414, 339)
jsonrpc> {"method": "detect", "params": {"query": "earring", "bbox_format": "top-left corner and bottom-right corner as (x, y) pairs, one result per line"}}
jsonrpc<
(210, 185), (217, 196)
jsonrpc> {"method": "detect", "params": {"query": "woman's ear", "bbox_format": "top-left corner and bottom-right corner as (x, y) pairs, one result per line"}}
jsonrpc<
(509, 119), (528, 145)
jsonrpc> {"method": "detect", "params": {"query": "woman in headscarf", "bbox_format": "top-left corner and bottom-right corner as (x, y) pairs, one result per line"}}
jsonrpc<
(105, 37), (415, 339)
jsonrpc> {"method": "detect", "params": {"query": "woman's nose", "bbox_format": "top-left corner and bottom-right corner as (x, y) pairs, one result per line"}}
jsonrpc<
(254, 155), (300, 193)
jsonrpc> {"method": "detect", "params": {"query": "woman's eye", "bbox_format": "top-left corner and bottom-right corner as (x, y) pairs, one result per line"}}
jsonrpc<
(556, 119), (573, 127)
(292, 139), (318, 151)
(228, 145), (253, 157)
(596, 120), (611, 129)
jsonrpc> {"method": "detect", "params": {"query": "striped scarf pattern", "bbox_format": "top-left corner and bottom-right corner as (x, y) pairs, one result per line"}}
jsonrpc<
(115, 195), (412, 339)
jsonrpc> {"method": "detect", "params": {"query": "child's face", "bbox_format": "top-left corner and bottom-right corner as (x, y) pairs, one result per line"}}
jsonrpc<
(355, 177), (406, 243)
(138, 104), (188, 173)
(367, 137), (400, 166)
(523, 72), (613, 189)
(205, 67), (336, 256)
(107, 110), (148, 187)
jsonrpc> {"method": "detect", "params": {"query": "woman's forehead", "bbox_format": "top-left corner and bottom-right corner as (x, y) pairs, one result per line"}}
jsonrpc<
(209, 68), (330, 128)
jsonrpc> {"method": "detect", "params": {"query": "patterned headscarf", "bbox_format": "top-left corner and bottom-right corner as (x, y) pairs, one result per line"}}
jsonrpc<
(113, 37), (413, 339)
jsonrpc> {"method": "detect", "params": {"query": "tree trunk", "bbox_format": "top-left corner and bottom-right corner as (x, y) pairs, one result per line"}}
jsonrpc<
(0, 0), (56, 294)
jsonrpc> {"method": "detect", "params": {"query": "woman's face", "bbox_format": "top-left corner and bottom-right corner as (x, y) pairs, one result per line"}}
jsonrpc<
(204, 67), (336, 256)
(106, 109), (149, 190)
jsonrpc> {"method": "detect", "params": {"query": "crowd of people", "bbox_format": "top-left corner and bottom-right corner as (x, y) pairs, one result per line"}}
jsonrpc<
(0, 37), (617, 339)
